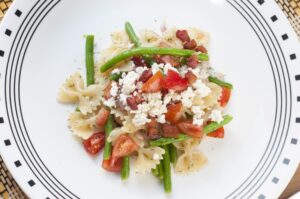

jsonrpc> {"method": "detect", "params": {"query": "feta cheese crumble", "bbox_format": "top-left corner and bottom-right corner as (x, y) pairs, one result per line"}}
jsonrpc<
(209, 109), (224, 123)
(193, 79), (211, 98)
(191, 106), (205, 126)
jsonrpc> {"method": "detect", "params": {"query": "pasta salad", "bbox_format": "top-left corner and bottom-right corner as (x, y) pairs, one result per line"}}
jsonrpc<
(58, 22), (233, 193)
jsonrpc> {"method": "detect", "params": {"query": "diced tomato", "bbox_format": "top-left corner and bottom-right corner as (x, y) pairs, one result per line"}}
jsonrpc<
(162, 124), (180, 138)
(207, 127), (224, 138)
(177, 120), (203, 138)
(112, 134), (138, 158)
(219, 87), (231, 107)
(165, 102), (184, 124)
(162, 70), (189, 91)
(96, 107), (110, 128)
(102, 157), (122, 172)
(104, 82), (112, 100)
(83, 132), (105, 155)
(141, 71), (163, 93)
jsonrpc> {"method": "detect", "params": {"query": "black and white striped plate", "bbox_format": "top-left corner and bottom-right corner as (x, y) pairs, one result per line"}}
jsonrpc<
(0, 0), (299, 198)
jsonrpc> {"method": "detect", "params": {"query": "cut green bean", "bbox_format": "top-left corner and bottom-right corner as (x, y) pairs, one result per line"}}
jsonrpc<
(103, 115), (114, 160)
(121, 156), (130, 180)
(149, 134), (191, 147)
(162, 145), (172, 193)
(85, 35), (95, 86)
(125, 22), (141, 47)
(100, 47), (195, 72)
(208, 76), (233, 89)
(204, 115), (233, 134)
(198, 53), (209, 61)
(157, 160), (164, 180)
(169, 144), (178, 164)
(109, 72), (122, 81)
(75, 107), (80, 112)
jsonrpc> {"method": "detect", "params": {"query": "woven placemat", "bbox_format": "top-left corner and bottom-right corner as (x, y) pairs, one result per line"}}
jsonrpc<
(0, 0), (299, 198)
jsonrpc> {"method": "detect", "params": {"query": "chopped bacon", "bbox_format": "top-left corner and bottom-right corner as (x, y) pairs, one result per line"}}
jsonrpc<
(195, 45), (208, 53)
(134, 92), (144, 104)
(139, 69), (153, 83)
(104, 82), (112, 100)
(126, 97), (138, 110)
(177, 120), (203, 138)
(132, 56), (147, 66)
(176, 30), (190, 42)
(147, 118), (161, 139)
(186, 55), (199, 68)
(160, 55), (180, 67)
(184, 39), (197, 50)
(185, 70), (197, 85)
(162, 124), (180, 138)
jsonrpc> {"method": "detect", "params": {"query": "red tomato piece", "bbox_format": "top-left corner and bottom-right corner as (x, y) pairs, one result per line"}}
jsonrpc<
(96, 107), (110, 128)
(112, 134), (139, 158)
(177, 120), (203, 138)
(162, 70), (189, 91)
(165, 102), (184, 124)
(141, 71), (163, 93)
(207, 127), (225, 138)
(102, 157), (122, 172)
(162, 124), (180, 138)
(83, 132), (105, 155)
(219, 87), (231, 107)
(185, 70), (197, 85)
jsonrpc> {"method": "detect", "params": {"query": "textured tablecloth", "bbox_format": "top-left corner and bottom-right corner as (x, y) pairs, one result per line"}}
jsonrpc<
(0, 0), (299, 198)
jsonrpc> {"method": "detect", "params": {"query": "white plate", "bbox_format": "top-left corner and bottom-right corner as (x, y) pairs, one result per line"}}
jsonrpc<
(0, 0), (299, 198)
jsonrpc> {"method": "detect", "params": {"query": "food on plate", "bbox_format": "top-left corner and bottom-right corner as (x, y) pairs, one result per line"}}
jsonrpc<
(58, 22), (233, 193)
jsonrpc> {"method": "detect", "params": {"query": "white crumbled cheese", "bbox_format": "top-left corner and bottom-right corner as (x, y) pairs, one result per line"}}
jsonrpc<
(151, 63), (164, 74)
(135, 66), (148, 75)
(110, 81), (118, 97)
(163, 90), (181, 105)
(132, 112), (150, 126)
(111, 68), (120, 74)
(193, 80), (211, 98)
(163, 63), (178, 74)
(181, 87), (196, 108)
(103, 97), (116, 108)
(153, 153), (160, 160)
(189, 67), (201, 78)
(178, 65), (189, 76)
(157, 114), (166, 123)
(119, 71), (139, 94)
(209, 109), (224, 123)
(119, 93), (129, 104)
(191, 106), (205, 126)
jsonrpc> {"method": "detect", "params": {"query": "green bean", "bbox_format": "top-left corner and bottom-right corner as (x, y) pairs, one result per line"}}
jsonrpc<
(157, 161), (164, 180)
(121, 156), (130, 180)
(125, 22), (141, 47)
(204, 115), (233, 134)
(169, 144), (178, 164)
(208, 76), (233, 89)
(85, 35), (95, 86)
(103, 115), (114, 160)
(75, 107), (80, 112)
(149, 134), (191, 147)
(109, 72), (122, 81)
(100, 47), (194, 72)
(198, 53), (209, 61)
(162, 145), (172, 193)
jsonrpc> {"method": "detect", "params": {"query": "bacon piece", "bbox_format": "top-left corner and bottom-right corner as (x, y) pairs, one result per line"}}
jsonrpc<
(176, 30), (190, 42)
(186, 55), (199, 68)
(104, 82), (112, 100)
(160, 55), (180, 67)
(184, 39), (197, 50)
(126, 97), (138, 110)
(147, 118), (161, 139)
(132, 56), (147, 66)
(139, 69), (153, 83)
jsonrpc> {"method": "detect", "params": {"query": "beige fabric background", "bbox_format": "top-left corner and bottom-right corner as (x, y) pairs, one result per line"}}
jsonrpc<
(0, 0), (299, 198)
